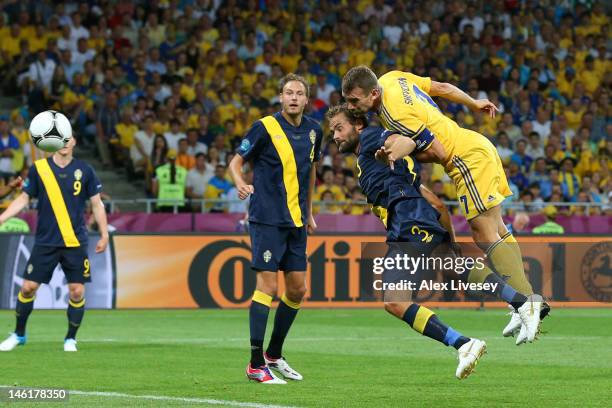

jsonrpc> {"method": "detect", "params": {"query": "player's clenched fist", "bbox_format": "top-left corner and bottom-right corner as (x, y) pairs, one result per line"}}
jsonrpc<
(237, 183), (254, 200)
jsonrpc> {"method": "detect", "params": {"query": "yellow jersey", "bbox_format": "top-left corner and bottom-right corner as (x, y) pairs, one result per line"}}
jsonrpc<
(377, 71), (485, 166)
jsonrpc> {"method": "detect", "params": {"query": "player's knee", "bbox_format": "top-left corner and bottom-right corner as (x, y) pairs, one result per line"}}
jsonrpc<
(69, 285), (84, 301)
(21, 282), (39, 297)
(256, 282), (277, 298)
(384, 302), (406, 318)
(286, 284), (307, 303)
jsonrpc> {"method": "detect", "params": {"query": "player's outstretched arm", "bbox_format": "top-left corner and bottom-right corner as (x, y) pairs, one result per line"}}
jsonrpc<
(429, 81), (499, 118)
(90, 193), (109, 253)
(419, 184), (456, 242)
(0, 192), (30, 225)
(228, 154), (254, 200)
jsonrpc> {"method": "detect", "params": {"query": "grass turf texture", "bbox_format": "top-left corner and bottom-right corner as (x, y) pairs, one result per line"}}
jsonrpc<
(0, 308), (610, 407)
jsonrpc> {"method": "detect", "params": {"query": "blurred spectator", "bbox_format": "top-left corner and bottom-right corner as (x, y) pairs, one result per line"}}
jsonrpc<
(130, 116), (155, 177)
(176, 138), (195, 170)
(495, 132), (513, 165)
(152, 149), (187, 212)
(532, 206), (565, 234)
(95, 91), (120, 166)
(559, 157), (580, 201)
(204, 164), (233, 213)
(315, 167), (345, 214)
(525, 132), (544, 160)
(510, 139), (533, 174)
(507, 212), (531, 235)
(28, 50), (56, 92)
(186, 152), (213, 201)
(0, 115), (19, 177)
(163, 118), (186, 151)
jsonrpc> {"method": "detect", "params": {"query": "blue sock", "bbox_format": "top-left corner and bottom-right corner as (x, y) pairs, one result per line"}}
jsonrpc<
(402, 304), (470, 349)
(249, 290), (271, 367)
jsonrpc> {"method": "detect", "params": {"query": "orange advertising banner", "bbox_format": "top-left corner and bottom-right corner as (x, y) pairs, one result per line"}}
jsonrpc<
(113, 235), (612, 308)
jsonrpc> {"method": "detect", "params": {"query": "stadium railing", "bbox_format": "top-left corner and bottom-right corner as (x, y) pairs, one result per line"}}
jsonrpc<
(81, 199), (611, 215)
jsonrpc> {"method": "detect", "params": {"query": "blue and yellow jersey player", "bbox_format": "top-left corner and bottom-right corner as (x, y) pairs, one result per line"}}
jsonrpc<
(342, 67), (546, 345)
(229, 74), (322, 384)
(328, 104), (540, 379)
(0, 136), (109, 352)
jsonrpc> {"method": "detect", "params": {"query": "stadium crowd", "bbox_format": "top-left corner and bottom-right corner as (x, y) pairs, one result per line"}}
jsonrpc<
(0, 0), (609, 216)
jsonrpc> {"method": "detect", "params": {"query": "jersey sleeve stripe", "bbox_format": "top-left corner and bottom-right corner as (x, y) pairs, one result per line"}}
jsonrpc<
(452, 157), (487, 214)
(380, 106), (425, 140)
(34, 159), (80, 247)
(380, 106), (415, 137)
(260, 116), (303, 228)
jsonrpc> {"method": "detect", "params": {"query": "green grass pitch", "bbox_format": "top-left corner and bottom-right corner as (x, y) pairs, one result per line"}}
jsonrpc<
(0, 308), (610, 407)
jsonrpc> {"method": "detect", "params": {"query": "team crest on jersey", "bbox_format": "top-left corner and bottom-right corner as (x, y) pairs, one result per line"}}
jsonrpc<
(309, 129), (316, 144)
(27, 264), (33, 274)
(263, 250), (272, 263)
(74, 169), (83, 181)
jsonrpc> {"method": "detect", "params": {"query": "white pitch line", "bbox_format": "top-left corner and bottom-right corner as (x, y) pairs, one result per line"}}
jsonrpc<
(0, 386), (297, 408)
(18, 335), (611, 344)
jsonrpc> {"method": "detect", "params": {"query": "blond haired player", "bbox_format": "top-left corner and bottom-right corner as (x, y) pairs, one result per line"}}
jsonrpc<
(342, 66), (547, 344)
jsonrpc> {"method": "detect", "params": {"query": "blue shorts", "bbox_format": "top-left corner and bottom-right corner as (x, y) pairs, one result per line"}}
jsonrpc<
(386, 198), (450, 244)
(25, 245), (91, 284)
(383, 198), (451, 288)
(249, 222), (307, 272)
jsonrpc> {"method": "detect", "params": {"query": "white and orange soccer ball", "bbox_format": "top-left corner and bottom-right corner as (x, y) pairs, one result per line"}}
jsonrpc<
(29, 110), (73, 153)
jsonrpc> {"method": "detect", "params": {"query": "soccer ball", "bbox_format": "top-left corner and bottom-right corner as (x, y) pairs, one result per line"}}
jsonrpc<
(29, 110), (73, 153)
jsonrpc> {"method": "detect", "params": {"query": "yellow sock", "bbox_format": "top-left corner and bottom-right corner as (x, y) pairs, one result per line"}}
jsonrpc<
(487, 234), (533, 295)
(467, 262), (495, 284)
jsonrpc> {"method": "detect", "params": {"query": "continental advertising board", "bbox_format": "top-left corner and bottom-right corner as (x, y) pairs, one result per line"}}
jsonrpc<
(112, 235), (612, 308)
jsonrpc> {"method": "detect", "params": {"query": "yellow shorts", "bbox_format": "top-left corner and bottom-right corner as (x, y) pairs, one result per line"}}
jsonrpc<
(446, 133), (512, 220)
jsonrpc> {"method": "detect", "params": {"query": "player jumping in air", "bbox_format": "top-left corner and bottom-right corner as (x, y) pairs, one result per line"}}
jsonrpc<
(229, 74), (322, 384)
(327, 104), (540, 378)
(341, 67), (547, 344)
(0, 136), (109, 352)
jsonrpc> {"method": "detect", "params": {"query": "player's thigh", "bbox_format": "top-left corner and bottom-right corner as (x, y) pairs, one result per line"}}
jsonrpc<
(59, 246), (91, 284)
(25, 245), (61, 284)
(382, 243), (418, 304)
(255, 271), (278, 296)
(449, 144), (509, 220)
(249, 222), (289, 273)
(279, 227), (307, 273)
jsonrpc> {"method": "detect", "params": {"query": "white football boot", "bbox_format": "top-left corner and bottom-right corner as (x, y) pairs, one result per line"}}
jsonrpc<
(502, 305), (522, 337)
(64, 338), (78, 352)
(0, 333), (26, 351)
(264, 353), (303, 381)
(516, 294), (543, 345)
(456, 339), (487, 379)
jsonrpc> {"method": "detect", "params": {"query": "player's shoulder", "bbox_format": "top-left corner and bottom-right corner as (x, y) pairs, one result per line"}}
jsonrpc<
(359, 126), (385, 152)
(379, 70), (410, 84)
(302, 115), (323, 131)
(72, 158), (97, 176)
